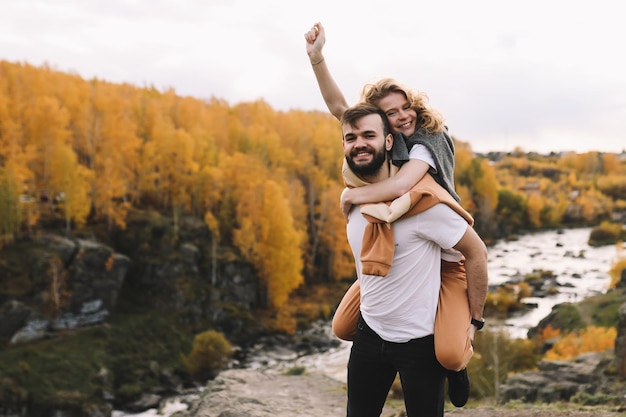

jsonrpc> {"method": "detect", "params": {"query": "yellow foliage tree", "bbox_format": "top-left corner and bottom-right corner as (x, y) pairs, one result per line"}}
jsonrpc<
(577, 188), (613, 223)
(602, 153), (623, 175)
(300, 165), (333, 283)
(234, 179), (304, 309)
(0, 65), (42, 235)
(526, 193), (544, 228)
(48, 143), (94, 229)
(89, 82), (142, 230)
(140, 114), (199, 236)
(453, 142), (479, 215)
(597, 175), (626, 201)
(318, 183), (355, 280)
(22, 96), (72, 195)
(542, 190), (570, 227)
(473, 159), (499, 237)
(0, 168), (21, 244)
(474, 159), (499, 211)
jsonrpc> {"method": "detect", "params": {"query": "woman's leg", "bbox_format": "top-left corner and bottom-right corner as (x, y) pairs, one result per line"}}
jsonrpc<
(331, 280), (361, 341)
(434, 260), (473, 371)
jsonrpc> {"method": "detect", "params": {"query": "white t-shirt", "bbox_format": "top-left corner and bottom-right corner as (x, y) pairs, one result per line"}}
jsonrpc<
(409, 143), (436, 171)
(410, 144), (463, 263)
(347, 203), (468, 342)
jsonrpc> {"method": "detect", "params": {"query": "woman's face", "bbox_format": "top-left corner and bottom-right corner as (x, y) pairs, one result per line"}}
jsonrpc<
(376, 91), (417, 137)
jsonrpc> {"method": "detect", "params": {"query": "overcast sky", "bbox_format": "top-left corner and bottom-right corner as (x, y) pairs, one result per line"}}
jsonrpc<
(2, 0), (625, 154)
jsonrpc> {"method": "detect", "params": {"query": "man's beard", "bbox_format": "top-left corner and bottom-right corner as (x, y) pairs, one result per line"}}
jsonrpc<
(345, 145), (387, 178)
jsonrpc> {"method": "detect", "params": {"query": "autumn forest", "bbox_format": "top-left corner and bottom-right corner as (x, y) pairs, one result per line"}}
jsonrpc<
(1, 60), (626, 312)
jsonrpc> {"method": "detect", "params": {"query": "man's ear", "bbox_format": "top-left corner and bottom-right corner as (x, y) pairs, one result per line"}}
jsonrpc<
(385, 133), (393, 151)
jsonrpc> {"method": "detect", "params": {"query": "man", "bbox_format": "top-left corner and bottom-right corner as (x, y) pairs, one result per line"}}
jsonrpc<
(340, 103), (488, 417)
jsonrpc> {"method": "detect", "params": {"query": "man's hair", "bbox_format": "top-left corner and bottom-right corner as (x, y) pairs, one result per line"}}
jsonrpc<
(360, 77), (445, 133)
(340, 102), (391, 137)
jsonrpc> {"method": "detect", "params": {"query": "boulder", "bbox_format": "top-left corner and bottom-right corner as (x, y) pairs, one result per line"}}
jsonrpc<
(500, 351), (616, 403)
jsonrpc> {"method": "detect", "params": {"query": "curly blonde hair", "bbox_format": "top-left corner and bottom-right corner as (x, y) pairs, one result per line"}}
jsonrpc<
(360, 78), (445, 133)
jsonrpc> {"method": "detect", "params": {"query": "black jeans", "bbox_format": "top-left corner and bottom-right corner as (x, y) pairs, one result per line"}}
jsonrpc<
(347, 317), (446, 417)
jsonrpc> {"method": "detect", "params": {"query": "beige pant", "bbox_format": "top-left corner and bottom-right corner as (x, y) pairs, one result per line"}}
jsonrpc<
(331, 260), (473, 371)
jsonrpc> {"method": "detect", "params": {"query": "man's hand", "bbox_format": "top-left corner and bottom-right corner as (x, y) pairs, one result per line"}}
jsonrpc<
(469, 323), (476, 342)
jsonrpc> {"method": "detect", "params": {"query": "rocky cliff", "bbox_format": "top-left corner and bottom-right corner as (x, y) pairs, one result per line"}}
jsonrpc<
(500, 283), (626, 405)
(0, 215), (268, 417)
(1, 234), (130, 344)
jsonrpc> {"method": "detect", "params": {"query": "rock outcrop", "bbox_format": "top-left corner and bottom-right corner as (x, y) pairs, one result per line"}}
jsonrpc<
(182, 368), (348, 417)
(500, 351), (619, 403)
(0, 234), (130, 344)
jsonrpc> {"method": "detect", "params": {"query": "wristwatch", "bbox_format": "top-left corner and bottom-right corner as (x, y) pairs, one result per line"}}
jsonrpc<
(471, 317), (485, 330)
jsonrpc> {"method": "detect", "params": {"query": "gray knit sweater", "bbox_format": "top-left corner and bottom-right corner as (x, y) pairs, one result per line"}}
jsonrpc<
(389, 127), (460, 202)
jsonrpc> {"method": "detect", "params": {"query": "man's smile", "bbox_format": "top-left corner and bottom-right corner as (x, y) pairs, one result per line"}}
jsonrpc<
(350, 150), (373, 162)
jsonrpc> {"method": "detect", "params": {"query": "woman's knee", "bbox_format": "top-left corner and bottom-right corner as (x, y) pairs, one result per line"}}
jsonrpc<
(435, 345), (472, 371)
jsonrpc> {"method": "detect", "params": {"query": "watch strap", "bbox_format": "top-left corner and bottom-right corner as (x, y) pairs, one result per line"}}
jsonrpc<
(471, 317), (485, 330)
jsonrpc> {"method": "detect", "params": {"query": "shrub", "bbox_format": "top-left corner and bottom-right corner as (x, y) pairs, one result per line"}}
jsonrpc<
(530, 303), (585, 339)
(544, 325), (616, 360)
(589, 221), (624, 247)
(484, 284), (530, 318)
(570, 391), (621, 406)
(116, 383), (143, 403)
(609, 242), (626, 288)
(467, 328), (542, 400)
(181, 330), (232, 378)
(284, 366), (306, 376)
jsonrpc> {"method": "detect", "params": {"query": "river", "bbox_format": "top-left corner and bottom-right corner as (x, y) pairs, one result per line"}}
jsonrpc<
(253, 227), (620, 383)
(489, 227), (617, 338)
(115, 227), (621, 416)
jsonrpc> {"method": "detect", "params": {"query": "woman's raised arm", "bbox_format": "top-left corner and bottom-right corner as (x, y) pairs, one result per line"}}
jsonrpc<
(304, 22), (349, 121)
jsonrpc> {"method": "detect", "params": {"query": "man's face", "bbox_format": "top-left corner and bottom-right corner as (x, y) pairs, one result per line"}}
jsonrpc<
(342, 113), (392, 178)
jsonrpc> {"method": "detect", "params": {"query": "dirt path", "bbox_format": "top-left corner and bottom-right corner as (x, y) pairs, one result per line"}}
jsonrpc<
(184, 368), (624, 417)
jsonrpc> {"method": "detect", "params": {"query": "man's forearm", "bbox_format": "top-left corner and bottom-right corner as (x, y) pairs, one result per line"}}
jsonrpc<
(452, 226), (489, 323)
(464, 255), (488, 322)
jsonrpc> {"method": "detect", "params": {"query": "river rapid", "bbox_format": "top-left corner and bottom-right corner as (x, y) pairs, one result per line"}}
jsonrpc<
(490, 227), (617, 338)
(116, 227), (621, 417)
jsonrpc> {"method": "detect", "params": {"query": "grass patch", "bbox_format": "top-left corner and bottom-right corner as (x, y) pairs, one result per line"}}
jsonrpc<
(283, 366), (306, 376)
(0, 309), (192, 410)
(577, 288), (626, 328)
(0, 327), (111, 406)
